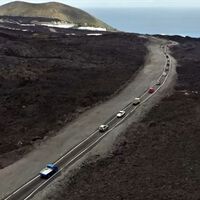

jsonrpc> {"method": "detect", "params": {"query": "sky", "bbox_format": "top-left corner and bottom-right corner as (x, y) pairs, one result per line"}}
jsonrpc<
(1, 0), (200, 8)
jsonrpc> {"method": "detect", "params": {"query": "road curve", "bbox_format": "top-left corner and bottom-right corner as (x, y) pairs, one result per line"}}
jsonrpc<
(1, 37), (177, 200)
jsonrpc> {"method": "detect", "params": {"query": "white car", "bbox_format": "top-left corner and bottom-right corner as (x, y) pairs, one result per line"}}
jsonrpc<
(156, 80), (161, 85)
(117, 110), (126, 118)
(162, 72), (167, 77)
(133, 98), (141, 105)
(99, 124), (109, 132)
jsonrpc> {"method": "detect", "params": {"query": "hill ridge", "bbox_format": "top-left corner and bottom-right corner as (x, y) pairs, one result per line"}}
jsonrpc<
(0, 1), (114, 30)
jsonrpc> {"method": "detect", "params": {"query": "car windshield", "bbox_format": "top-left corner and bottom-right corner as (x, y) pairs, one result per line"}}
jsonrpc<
(40, 167), (53, 175)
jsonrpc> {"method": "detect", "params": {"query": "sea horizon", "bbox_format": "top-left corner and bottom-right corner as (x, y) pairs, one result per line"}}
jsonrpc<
(85, 7), (200, 38)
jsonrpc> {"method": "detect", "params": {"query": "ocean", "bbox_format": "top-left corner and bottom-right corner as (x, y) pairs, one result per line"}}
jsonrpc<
(86, 8), (200, 38)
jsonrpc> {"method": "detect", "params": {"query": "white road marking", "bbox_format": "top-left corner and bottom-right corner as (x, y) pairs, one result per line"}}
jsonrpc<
(54, 130), (99, 165)
(4, 176), (40, 200)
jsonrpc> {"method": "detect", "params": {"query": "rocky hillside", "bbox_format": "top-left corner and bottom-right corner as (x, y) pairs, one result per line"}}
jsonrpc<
(0, 1), (113, 30)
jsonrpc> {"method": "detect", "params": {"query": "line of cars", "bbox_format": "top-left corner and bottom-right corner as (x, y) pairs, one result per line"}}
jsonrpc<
(98, 97), (141, 133)
(95, 49), (171, 139)
(98, 60), (170, 134)
(98, 97), (141, 132)
(157, 55), (170, 85)
(39, 51), (170, 179)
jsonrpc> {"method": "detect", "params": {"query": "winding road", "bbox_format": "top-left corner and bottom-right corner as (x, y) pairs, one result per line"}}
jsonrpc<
(1, 37), (177, 200)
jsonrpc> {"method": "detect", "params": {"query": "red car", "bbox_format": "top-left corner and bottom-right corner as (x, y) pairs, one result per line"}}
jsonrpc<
(148, 87), (155, 94)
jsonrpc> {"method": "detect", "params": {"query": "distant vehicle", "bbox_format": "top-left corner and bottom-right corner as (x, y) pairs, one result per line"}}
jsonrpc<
(117, 110), (126, 118)
(148, 87), (155, 94)
(166, 55), (169, 58)
(40, 163), (59, 179)
(133, 97), (141, 105)
(162, 72), (167, 77)
(99, 124), (109, 132)
(165, 66), (169, 71)
(156, 80), (161, 85)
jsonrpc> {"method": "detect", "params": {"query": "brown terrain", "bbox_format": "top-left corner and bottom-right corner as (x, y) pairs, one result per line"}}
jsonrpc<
(43, 36), (200, 200)
(0, 27), (147, 168)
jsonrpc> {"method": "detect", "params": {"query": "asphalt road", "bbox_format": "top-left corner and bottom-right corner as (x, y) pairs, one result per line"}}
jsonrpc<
(1, 37), (177, 200)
